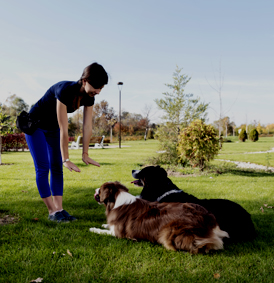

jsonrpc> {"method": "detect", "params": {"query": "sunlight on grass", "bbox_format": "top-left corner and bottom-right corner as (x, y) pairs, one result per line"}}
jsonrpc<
(1, 139), (274, 282)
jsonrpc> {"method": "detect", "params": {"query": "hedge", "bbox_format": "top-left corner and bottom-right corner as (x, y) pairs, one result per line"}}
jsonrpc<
(1, 133), (28, 152)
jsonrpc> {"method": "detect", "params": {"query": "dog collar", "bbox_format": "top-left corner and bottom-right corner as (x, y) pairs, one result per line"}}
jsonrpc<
(156, 189), (181, 202)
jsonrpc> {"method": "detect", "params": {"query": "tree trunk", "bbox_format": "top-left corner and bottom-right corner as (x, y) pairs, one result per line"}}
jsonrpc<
(144, 128), (148, 141)
(110, 126), (112, 143)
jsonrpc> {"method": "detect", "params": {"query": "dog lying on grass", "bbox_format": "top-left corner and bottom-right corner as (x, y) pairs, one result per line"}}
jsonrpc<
(90, 181), (229, 254)
(132, 166), (256, 243)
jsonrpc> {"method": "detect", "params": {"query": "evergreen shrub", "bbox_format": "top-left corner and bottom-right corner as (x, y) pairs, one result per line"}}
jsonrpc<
(249, 129), (259, 142)
(177, 120), (220, 171)
(239, 129), (248, 142)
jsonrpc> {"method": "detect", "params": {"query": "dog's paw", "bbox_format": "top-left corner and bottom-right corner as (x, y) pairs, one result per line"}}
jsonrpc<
(102, 224), (109, 229)
(89, 227), (98, 233)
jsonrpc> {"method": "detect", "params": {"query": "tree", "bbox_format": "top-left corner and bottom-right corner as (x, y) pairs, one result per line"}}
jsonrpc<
(0, 106), (13, 164)
(239, 129), (247, 142)
(68, 117), (78, 137)
(177, 120), (220, 171)
(249, 129), (259, 142)
(92, 100), (116, 136)
(256, 123), (263, 135)
(207, 61), (238, 143)
(142, 104), (153, 141)
(3, 94), (29, 117)
(213, 116), (235, 137)
(154, 66), (209, 164)
(70, 108), (83, 136)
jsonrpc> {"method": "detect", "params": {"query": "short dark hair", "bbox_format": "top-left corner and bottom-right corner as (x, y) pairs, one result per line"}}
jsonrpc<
(79, 62), (108, 88)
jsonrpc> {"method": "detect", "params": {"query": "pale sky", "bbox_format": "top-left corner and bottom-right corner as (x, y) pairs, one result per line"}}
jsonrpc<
(0, 0), (273, 126)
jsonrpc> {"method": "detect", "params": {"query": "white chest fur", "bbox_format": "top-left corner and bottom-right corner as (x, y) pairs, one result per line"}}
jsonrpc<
(113, 191), (136, 209)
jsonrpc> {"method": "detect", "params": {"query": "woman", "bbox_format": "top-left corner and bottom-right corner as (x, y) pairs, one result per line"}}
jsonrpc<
(25, 62), (108, 222)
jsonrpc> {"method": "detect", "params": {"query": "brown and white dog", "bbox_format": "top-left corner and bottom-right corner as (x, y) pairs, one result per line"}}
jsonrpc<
(90, 181), (229, 254)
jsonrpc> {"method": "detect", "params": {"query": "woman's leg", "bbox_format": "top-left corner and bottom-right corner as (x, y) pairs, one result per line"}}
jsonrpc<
(45, 129), (77, 221)
(26, 129), (61, 214)
(25, 129), (52, 199)
(42, 196), (60, 214)
(44, 129), (64, 209)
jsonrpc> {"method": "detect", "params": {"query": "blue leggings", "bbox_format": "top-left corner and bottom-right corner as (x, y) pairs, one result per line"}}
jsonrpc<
(25, 128), (63, 198)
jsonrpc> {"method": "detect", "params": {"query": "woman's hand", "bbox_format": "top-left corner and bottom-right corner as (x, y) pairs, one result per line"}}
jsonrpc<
(82, 154), (101, 167)
(63, 160), (81, 172)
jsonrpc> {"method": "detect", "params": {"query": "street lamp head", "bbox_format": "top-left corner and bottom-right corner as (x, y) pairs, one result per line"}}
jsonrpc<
(117, 82), (123, 85)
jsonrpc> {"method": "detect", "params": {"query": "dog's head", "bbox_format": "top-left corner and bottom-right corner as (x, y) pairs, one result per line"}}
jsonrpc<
(94, 181), (129, 209)
(131, 166), (169, 201)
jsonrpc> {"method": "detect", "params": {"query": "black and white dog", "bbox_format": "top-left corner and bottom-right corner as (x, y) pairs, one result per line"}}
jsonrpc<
(132, 166), (256, 243)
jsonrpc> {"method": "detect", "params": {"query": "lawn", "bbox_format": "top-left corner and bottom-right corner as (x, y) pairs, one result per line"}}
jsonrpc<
(216, 137), (274, 167)
(1, 139), (274, 282)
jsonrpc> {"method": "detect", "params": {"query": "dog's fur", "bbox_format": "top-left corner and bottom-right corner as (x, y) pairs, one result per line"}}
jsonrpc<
(90, 181), (229, 254)
(132, 166), (256, 243)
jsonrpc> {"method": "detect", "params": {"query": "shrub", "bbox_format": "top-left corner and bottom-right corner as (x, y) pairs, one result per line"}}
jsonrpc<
(147, 129), (154, 139)
(239, 129), (247, 142)
(177, 120), (220, 171)
(69, 136), (76, 142)
(249, 129), (259, 142)
(1, 133), (28, 152)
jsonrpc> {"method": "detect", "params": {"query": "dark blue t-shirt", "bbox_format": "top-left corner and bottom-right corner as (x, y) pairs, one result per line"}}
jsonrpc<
(30, 81), (95, 130)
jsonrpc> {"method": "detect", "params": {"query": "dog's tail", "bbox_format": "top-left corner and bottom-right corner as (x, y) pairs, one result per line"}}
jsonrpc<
(194, 226), (229, 253)
(158, 225), (229, 254)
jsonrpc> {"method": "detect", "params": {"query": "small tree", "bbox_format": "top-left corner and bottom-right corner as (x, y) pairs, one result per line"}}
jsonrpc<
(239, 129), (247, 142)
(154, 66), (209, 165)
(249, 129), (259, 142)
(177, 120), (220, 171)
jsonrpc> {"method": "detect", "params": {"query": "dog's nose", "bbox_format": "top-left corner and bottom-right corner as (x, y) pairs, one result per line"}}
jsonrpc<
(132, 170), (140, 179)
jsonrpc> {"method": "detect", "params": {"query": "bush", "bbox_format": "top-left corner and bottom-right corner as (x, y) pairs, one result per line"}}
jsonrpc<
(1, 133), (28, 152)
(239, 129), (247, 142)
(177, 120), (220, 171)
(147, 129), (154, 139)
(249, 129), (259, 142)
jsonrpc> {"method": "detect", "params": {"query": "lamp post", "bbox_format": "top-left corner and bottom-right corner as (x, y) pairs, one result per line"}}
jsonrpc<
(117, 82), (123, 148)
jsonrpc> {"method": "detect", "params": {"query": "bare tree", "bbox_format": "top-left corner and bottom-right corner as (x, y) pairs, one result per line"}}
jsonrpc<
(142, 104), (152, 140)
(206, 60), (238, 143)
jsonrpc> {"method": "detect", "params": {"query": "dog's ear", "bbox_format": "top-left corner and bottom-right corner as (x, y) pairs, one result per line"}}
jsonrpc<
(158, 166), (168, 179)
(113, 181), (129, 192)
(100, 182), (119, 205)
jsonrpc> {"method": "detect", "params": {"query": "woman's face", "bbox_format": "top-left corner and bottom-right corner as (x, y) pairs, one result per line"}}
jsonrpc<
(83, 80), (104, 97)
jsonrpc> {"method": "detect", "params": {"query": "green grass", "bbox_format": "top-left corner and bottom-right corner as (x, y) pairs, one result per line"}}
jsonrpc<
(1, 139), (274, 282)
(216, 137), (274, 167)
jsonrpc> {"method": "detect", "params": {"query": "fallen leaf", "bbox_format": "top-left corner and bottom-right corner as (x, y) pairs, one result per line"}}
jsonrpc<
(22, 190), (29, 193)
(67, 249), (73, 257)
(30, 278), (43, 283)
(32, 218), (39, 221)
(214, 273), (220, 279)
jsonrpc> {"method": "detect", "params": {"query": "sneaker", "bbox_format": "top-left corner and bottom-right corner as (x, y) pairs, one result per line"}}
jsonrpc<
(48, 211), (69, 223)
(61, 210), (77, 221)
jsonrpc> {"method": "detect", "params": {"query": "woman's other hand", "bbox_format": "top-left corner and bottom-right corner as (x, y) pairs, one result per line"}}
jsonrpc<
(63, 160), (81, 172)
(82, 154), (100, 167)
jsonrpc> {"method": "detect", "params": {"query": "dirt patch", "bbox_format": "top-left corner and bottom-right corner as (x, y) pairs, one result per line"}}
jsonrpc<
(0, 163), (14, 166)
(166, 170), (197, 177)
(0, 211), (19, 225)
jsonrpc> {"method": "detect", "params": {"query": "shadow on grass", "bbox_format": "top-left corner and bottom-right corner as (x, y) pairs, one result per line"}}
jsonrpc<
(224, 169), (274, 178)
(74, 162), (114, 167)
